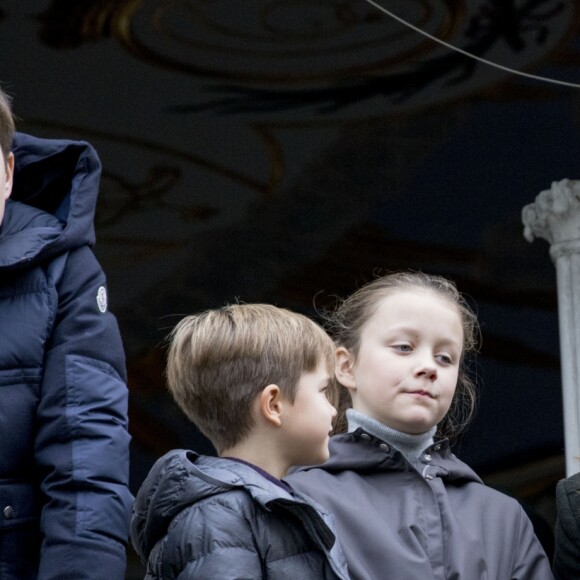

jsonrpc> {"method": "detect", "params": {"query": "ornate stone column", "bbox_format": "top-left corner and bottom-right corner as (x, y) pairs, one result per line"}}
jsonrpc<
(522, 178), (580, 476)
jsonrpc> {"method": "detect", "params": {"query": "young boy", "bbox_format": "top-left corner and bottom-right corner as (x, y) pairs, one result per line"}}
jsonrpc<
(130, 304), (350, 579)
(0, 88), (132, 579)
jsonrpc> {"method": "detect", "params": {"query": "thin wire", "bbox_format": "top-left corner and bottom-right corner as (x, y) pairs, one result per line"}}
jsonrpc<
(363, 0), (580, 89)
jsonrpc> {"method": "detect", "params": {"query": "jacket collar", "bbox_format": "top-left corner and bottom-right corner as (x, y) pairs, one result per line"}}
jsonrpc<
(302, 429), (483, 484)
(0, 200), (63, 268)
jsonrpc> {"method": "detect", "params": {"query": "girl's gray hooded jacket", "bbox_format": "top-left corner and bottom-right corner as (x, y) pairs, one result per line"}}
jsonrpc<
(286, 429), (554, 580)
(131, 449), (350, 579)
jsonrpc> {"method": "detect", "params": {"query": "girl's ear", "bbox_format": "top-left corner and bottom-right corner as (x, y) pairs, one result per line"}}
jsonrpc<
(258, 384), (283, 427)
(335, 347), (357, 391)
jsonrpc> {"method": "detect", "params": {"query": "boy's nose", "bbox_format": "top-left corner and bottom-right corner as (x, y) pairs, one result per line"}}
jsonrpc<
(328, 400), (337, 418)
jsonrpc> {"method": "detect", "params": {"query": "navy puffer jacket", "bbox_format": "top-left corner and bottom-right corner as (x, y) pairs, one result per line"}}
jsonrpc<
(0, 133), (133, 579)
(131, 450), (350, 579)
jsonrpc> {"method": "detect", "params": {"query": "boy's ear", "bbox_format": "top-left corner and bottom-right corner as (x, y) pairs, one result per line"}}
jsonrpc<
(335, 347), (357, 391)
(4, 152), (13, 200)
(258, 384), (283, 427)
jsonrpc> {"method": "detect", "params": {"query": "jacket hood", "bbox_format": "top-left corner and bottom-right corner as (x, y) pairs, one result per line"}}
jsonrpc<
(4, 132), (101, 264)
(298, 430), (483, 484)
(131, 450), (303, 562)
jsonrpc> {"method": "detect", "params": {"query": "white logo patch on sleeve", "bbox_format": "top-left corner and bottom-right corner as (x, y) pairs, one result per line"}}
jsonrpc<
(96, 286), (108, 313)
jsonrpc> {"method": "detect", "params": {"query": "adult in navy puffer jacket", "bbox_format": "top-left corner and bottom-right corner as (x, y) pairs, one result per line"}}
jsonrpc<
(0, 131), (133, 579)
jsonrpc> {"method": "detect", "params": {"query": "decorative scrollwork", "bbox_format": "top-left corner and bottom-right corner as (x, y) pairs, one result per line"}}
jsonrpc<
(98, 165), (218, 228)
(35, 0), (459, 82)
(36, 0), (126, 47)
(184, 0), (568, 114)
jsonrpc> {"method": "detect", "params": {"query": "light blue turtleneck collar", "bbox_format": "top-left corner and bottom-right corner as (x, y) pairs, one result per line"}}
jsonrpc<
(346, 408), (437, 468)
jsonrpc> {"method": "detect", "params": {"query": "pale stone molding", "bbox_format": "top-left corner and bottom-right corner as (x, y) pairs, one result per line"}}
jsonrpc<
(522, 178), (580, 476)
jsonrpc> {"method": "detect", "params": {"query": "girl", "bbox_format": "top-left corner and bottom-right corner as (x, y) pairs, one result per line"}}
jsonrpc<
(286, 271), (553, 580)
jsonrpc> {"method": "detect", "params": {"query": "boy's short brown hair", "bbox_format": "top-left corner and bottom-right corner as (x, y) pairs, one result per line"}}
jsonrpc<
(166, 303), (336, 453)
(0, 88), (15, 162)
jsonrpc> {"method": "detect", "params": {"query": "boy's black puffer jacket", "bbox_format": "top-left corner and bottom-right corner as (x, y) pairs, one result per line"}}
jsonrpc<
(131, 449), (350, 579)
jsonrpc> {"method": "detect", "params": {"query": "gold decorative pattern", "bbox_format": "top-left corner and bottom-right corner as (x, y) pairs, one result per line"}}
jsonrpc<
(38, 0), (464, 82)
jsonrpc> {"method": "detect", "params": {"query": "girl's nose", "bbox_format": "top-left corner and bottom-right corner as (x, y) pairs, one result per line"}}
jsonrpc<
(414, 359), (438, 381)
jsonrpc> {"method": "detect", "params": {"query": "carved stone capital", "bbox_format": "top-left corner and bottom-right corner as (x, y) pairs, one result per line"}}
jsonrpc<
(522, 179), (580, 246)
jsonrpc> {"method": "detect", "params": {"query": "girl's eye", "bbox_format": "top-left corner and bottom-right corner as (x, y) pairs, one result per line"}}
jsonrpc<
(393, 344), (412, 353)
(436, 354), (453, 364)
